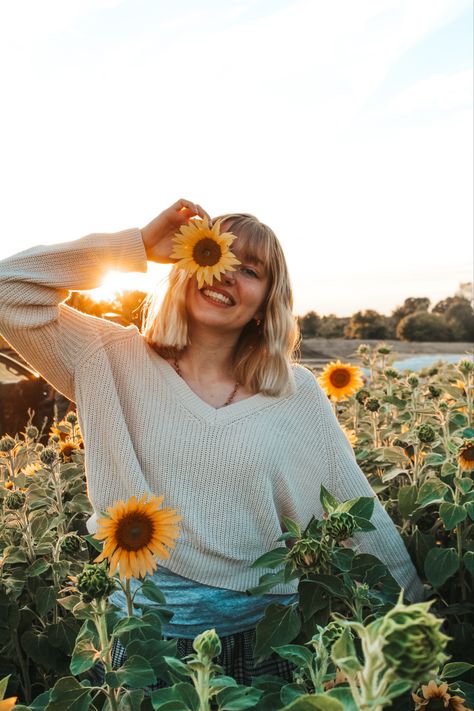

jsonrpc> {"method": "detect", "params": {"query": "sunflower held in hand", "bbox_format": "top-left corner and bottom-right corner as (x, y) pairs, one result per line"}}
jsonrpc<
(171, 218), (240, 289)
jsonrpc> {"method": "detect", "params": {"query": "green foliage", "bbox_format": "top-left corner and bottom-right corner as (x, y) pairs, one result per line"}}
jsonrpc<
(1, 351), (473, 709)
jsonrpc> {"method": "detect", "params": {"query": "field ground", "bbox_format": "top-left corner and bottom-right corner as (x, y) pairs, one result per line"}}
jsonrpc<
(300, 337), (474, 369)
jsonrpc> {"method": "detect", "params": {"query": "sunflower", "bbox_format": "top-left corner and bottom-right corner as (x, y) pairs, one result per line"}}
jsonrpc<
(317, 360), (365, 401)
(458, 440), (474, 471)
(60, 440), (82, 462)
(341, 425), (357, 446)
(0, 697), (18, 711)
(22, 462), (42, 477)
(171, 218), (241, 289)
(94, 494), (181, 580)
(412, 680), (469, 710)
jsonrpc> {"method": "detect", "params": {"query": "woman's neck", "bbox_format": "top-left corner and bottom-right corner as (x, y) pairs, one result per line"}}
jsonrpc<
(177, 327), (239, 382)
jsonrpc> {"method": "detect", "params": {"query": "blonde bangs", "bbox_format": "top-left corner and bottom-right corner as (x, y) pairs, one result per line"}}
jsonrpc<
(141, 213), (300, 397)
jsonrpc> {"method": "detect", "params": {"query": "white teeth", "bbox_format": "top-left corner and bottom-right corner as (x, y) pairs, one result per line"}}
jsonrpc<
(202, 289), (232, 305)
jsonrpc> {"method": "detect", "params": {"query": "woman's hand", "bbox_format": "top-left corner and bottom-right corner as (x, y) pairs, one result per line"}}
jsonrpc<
(140, 199), (211, 264)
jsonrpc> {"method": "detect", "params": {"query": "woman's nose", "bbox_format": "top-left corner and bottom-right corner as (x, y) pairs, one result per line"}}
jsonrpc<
(221, 270), (236, 285)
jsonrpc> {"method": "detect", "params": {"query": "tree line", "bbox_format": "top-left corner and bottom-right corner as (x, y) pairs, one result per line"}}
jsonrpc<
(298, 294), (473, 342)
(64, 289), (473, 343)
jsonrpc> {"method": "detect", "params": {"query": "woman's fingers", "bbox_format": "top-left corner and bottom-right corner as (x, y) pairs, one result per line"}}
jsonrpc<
(174, 198), (211, 223)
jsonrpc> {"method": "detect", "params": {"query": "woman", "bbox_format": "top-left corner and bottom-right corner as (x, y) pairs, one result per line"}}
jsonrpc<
(0, 199), (423, 684)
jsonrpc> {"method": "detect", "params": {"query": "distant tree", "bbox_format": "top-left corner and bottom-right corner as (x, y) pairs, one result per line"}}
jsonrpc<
(391, 297), (431, 330)
(66, 292), (109, 317)
(344, 310), (391, 339)
(396, 311), (453, 342)
(298, 311), (321, 338)
(455, 282), (473, 303)
(319, 315), (349, 338)
(432, 296), (474, 341)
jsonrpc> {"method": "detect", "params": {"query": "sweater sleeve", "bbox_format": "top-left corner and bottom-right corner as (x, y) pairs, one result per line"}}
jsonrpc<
(0, 229), (148, 401)
(310, 375), (424, 603)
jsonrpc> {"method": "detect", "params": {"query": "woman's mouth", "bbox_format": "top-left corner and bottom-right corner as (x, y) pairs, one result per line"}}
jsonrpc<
(200, 288), (235, 307)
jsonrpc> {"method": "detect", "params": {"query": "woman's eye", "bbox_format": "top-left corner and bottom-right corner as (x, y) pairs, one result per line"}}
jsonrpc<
(241, 267), (258, 278)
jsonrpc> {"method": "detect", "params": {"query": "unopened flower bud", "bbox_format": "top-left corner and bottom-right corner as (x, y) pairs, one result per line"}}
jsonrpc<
(66, 412), (78, 425)
(365, 397), (380, 412)
(458, 359), (474, 376)
(324, 511), (356, 541)
(377, 346), (391, 355)
(0, 436), (15, 453)
(355, 388), (370, 404)
(416, 423), (437, 445)
(428, 385), (442, 399)
(4, 490), (26, 510)
(60, 533), (83, 555)
(193, 628), (222, 662)
(76, 563), (116, 603)
(40, 447), (58, 465)
(287, 536), (331, 573)
(384, 368), (399, 379)
(25, 426), (39, 440)
(372, 599), (450, 683)
(408, 375), (419, 388)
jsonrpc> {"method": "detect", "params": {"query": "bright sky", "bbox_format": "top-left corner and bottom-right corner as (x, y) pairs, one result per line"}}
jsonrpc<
(0, 0), (472, 316)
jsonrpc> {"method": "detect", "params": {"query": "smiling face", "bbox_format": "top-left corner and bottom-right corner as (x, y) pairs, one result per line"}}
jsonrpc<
(184, 231), (270, 336)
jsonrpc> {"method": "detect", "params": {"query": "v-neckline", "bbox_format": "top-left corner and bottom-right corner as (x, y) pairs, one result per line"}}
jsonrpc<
(146, 347), (275, 424)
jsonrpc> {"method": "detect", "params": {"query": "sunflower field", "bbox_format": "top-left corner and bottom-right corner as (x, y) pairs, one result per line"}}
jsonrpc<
(0, 343), (473, 711)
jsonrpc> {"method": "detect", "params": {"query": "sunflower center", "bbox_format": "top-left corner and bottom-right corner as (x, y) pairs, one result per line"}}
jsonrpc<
(329, 368), (352, 389)
(192, 238), (222, 267)
(461, 445), (474, 462)
(115, 513), (154, 551)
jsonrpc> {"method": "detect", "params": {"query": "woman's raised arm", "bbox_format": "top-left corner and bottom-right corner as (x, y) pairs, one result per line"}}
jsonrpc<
(0, 228), (147, 401)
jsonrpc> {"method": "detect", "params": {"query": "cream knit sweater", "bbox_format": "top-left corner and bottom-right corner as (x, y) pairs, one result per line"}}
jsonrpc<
(0, 228), (423, 599)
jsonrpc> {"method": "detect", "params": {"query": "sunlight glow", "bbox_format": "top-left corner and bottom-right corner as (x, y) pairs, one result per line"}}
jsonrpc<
(85, 264), (168, 303)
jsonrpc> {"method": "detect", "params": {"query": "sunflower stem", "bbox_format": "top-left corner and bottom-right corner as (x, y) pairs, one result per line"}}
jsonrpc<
(125, 578), (134, 617)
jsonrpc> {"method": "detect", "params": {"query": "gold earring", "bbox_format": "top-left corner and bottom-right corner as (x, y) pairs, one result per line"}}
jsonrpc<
(255, 318), (262, 327)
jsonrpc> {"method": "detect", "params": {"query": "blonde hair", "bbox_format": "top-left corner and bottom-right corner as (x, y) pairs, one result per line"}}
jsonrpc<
(141, 213), (300, 397)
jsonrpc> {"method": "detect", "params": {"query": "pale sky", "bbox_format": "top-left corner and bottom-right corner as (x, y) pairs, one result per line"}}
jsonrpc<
(0, 0), (472, 316)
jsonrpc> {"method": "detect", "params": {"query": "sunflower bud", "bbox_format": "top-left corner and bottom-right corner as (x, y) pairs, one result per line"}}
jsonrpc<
(371, 599), (449, 683)
(365, 397), (380, 412)
(438, 402), (448, 412)
(357, 345), (370, 356)
(25, 426), (39, 440)
(416, 424), (436, 445)
(40, 446), (58, 465)
(60, 533), (83, 555)
(287, 536), (331, 573)
(428, 367), (439, 376)
(458, 359), (474, 376)
(4, 490), (26, 510)
(377, 346), (391, 355)
(408, 375), (419, 388)
(66, 411), (78, 425)
(324, 511), (356, 542)
(427, 385), (442, 399)
(76, 563), (116, 603)
(0, 436), (15, 453)
(193, 628), (222, 662)
(384, 368), (399, 379)
(355, 388), (370, 404)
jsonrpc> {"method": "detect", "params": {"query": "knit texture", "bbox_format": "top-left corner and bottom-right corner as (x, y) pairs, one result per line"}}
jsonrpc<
(0, 229), (424, 599)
